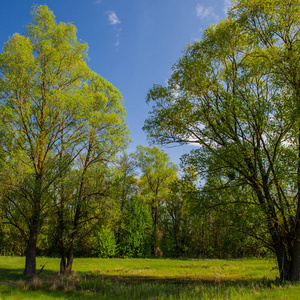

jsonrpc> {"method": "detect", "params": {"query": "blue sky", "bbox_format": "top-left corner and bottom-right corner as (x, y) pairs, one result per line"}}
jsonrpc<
(0, 0), (231, 166)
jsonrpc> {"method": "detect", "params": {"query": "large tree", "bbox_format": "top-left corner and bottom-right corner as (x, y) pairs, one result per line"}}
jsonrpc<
(144, 0), (300, 280)
(0, 5), (129, 276)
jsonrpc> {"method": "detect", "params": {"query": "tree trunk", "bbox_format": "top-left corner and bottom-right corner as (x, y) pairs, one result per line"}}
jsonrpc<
(274, 244), (300, 281)
(24, 230), (38, 277)
(292, 130), (300, 281)
(290, 224), (300, 281)
(274, 242), (290, 280)
(58, 199), (67, 274)
(24, 194), (41, 277)
(60, 256), (67, 274)
(59, 240), (67, 273)
(60, 245), (74, 273)
(59, 239), (75, 273)
(151, 205), (158, 256)
(273, 226), (300, 281)
(66, 245), (74, 272)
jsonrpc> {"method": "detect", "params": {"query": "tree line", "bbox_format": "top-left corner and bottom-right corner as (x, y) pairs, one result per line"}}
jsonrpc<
(1, 0), (300, 281)
(0, 143), (267, 265)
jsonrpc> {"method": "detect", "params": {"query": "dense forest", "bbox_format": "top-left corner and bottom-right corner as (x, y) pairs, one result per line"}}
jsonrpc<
(1, 0), (300, 281)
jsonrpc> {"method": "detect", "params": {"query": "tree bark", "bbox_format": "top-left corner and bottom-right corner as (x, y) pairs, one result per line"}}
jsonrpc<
(151, 204), (158, 256)
(274, 241), (290, 280)
(24, 230), (38, 277)
(66, 245), (74, 272)
(24, 183), (42, 277)
(60, 256), (66, 274)
(59, 237), (67, 273)
(290, 224), (300, 281)
(60, 244), (74, 273)
(292, 130), (300, 281)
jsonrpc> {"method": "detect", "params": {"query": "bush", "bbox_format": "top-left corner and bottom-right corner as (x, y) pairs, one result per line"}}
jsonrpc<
(92, 226), (116, 258)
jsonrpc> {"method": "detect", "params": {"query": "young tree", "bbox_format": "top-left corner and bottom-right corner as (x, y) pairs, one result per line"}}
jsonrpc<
(160, 178), (192, 258)
(55, 74), (129, 273)
(133, 146), (178, 256)
(109, 153), (138, 254)
(144, 0), (300, 280)
(0, 5), (129, 276)
(121, 195), (153, 257)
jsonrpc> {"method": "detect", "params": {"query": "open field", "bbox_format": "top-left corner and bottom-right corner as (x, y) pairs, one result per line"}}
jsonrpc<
(0, 257), (300, 299)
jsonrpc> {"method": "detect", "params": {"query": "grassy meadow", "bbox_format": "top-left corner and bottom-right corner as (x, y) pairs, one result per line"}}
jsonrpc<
(0, 256), (300, 299)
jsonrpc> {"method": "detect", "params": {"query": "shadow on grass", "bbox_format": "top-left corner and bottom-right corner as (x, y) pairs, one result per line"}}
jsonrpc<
(0, 268), (25, 281)
(0, 267), (58, 281)
(90, 273), (258, 284)
(0, 269), (285, 300)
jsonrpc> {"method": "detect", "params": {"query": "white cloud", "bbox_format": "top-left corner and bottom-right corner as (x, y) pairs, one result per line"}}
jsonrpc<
(107, 11), (121, 25)
(106, 11), (121, 46)
(223, 0), (232, 15)
(114, 32), (121, 47)
(196, 4), (219, 20)
(187, 135), (202, 147)
(105, 11), (122, 47)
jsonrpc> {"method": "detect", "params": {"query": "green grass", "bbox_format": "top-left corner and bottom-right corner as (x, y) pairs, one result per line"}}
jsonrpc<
(0, 257), (299, 299)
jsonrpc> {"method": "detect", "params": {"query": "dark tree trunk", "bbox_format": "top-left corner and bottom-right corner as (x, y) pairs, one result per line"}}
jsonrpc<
(290, 224), (300, 281)
(292, 131), (300, 281)
(274, 242), (290, 280)
(60, 256), (66, 274)
(60, 244), (74, 273)
(24, 230), (38, 277)
(274, 244), (300, 281)
(151, 204), (158, 256)
(273, 225), (300, 281)
(59, 239), (67, 273)
(66, 245), (74, 272)
(58, 198), (67, 274)
(24, 194), (41, 277)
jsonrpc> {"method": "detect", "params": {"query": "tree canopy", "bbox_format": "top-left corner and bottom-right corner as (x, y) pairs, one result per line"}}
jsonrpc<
(0, 5), (129, 276)
(144, 0), (300, 281)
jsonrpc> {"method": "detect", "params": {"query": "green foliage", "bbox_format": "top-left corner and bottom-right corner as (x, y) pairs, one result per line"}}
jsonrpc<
(159, 179), (194, 258)
(144, 0), (300, 280)
(92, 226), (117, 258)
(133, 146), (178, 255)
(121, 196), (152, 257)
